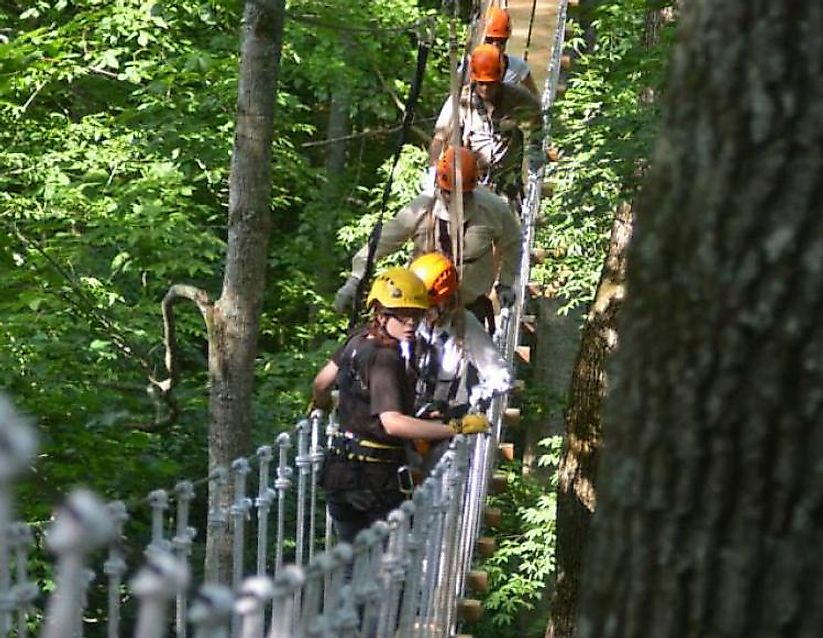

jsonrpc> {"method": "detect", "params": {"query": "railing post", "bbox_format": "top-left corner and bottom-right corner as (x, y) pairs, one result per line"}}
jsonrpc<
(173, 481), (197, 638)
(230, 458), (252, 638)
(398, 488), (431, 635)
(267, 566), (304, 638)
(235, 575), (274, 638)
(273, 433), (292, 574)
(376, 508), (410, 638)
(131, 551), (190, 638)
(9, 522), (37, 638)
(189, 584), (234, 638)
(0, 396), (37, 637)
(75, 569), (95, 638)
(147, 489), (171, 555)
(308, 410), (325, 562)
(324, 543), (353, 627)
(103, 501), (129, 638)
(255, 446), (276, 575)
(294, 419), (311, 569)
(206, 466), (229, 583)
(41, 490), (115, 638)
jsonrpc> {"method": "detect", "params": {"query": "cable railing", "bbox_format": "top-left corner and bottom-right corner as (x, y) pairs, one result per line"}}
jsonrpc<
(0, 2), (569, 636)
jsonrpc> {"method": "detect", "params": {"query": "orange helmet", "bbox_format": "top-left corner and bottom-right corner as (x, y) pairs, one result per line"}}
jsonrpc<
(436, 146), (478, 192)
(486, 7), (512, 40)
(469, 43), (503, 83)
(410, 253), (459, 306)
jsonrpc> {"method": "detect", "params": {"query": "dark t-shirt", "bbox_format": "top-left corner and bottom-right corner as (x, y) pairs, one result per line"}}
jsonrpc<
(332, 331), (414, 445)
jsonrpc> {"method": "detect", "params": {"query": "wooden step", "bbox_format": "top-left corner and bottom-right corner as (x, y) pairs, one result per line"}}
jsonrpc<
(490, 472), (508, 494)
(531, 247), (548, 264)
(499, 442), (515, 462)
(515, 345), (531, 364)
(561, 54), (573, 70)
(521, 314), (537, 334)
(476, 536), (497, 559)
(457, 599), (483, 624)
(467, 570), (489, 594)
(503, 407), (522, 428)
(484, 506), (502, 528)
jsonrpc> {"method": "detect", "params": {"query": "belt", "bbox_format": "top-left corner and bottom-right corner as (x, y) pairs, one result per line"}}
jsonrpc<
(329, 431), (405, 464)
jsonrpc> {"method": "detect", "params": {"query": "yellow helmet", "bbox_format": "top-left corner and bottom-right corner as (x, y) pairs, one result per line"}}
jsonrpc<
(366, 268), (430, 311)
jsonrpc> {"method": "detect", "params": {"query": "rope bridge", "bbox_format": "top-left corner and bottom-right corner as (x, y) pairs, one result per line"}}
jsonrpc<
(0, 1), (570, 636)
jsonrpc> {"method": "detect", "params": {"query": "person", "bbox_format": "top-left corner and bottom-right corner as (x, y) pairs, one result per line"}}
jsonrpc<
(410, 252), (513, 418)
(313, 267), (490, 544)
(483, 7), (540, 96)
(334, 146), (522, 333)
(426, 43), (543, 209)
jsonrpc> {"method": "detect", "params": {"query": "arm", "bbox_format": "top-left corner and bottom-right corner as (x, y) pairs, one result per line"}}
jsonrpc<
(428, 96), (454, 166)
(379, 411), (454, 440)
(463, 312), (513, 403)
(349, 199), (427, 280)
(312, 360), (339, 410)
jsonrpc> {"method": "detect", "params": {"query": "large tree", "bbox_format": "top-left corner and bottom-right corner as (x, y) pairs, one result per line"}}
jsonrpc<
(577, 0), (823, 636)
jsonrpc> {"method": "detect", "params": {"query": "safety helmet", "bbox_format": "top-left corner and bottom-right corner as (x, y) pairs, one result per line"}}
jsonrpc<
(436, 146), (478, 192)
(409, 253), (459, 306)
(470, 43), (504, 83)
(486, 7), (512, 40)
(366, 268), (429, 311)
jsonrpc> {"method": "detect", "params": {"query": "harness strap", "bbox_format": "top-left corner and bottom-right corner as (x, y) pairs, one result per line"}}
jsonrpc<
(330, 431), (405, 464)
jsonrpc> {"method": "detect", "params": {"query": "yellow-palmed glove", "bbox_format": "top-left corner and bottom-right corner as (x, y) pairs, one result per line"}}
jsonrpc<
(456, 413), (492, 435)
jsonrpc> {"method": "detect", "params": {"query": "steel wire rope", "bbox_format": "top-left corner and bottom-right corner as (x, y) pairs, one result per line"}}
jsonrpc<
(349, 23), (434, 327)
(523, 0), (541, 61)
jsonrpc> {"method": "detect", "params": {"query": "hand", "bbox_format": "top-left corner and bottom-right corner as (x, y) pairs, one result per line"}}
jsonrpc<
(459, 413), (492, 435)
(495, 283), (516, 308)
(333, 276), (361, 313)
(448, 413), (491, 435)
(419, 166), (437, 196)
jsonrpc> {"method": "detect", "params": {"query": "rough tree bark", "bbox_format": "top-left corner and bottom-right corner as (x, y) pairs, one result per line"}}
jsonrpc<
(203, 0), (286, 583)
(546, 202), (634, 638)
(577, 1), (823, 637)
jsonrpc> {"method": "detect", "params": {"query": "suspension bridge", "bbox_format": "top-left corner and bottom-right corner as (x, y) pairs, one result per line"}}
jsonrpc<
(0, 0), (570, 636)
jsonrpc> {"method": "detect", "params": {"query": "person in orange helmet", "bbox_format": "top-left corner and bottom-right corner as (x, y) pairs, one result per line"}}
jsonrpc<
(484, 6), (540, 96)
(334, 147), (521, 332)
(426, 43), (543, 212)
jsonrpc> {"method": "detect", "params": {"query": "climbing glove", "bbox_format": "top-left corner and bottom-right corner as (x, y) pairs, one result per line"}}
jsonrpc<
(334, 275), (361, 313)
(495, 283), (516, 308)
(449, 413), (492, 436)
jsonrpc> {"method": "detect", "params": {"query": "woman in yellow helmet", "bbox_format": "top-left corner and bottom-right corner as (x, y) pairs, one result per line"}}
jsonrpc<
(312, 267), (459, 544)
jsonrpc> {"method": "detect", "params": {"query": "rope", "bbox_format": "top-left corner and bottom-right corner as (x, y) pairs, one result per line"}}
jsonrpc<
(523, 0), (540, 62)
(349, 26), (433, 328)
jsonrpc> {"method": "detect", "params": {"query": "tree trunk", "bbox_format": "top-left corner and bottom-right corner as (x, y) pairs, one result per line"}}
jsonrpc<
(546, 201), (634, 638)
(577, 2), (823, 637)
(205, 0), (286, 583)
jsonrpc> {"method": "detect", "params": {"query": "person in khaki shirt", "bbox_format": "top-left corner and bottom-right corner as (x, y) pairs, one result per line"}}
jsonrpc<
(425, 44), (543, 208)
(335, 147), (521, 333)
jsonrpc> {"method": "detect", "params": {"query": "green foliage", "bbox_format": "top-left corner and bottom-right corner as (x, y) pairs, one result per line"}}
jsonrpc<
(476, 436), (563, 637)
(533, 0), (674, 310)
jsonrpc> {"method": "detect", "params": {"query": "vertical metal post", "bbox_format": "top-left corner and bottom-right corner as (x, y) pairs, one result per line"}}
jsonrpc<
(41, 490), (115, 638)
(74, 569), (95, 638)
(189, 584), (234, 638)
(131, 551), (190, 638)
(0, 396), (37, 637)
(377, 509), (411, 638)
(267, 566), (305, 638)
(295, 420), (311, 569)
(255, 446), (276, 575)
(9, 522), (37, 638)
(398, 488), (430, 635)
(147, 489), (171, 555)
(230, 458), (252, 638)
(173, 481), (197, 638)
(308, 410), (325, 562)
(273, 433), (292, 574)
(207, 467), (229, 584)
(235, 576), (274, 638)
(325, 543), (353, 624)
(104, 501), (129, 638)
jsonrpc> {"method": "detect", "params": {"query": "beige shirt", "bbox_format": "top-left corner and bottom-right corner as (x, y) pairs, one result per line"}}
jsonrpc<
(433, 83), (540, 186)
(351, 188), (521, 302)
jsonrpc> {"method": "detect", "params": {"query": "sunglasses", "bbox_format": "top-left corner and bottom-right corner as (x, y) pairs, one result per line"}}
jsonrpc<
(383, 310), (424, 326)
